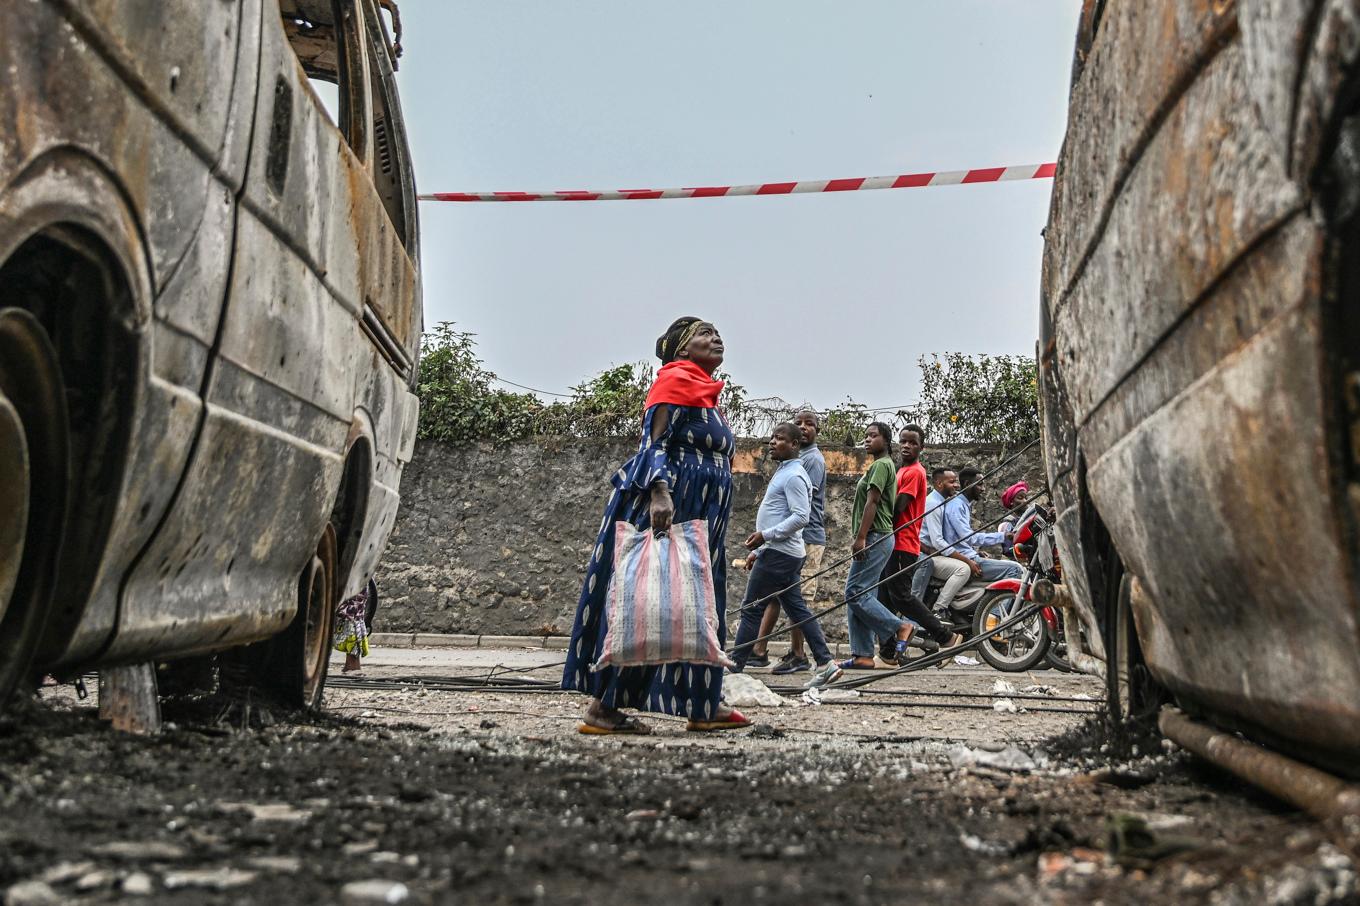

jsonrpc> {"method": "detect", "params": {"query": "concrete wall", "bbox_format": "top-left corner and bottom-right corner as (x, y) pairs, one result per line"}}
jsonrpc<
(375, 437), (1042, 638)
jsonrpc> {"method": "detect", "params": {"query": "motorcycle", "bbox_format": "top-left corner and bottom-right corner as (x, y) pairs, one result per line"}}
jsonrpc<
(882, 565), (1012, 660)
(970, 506), (1065, 672)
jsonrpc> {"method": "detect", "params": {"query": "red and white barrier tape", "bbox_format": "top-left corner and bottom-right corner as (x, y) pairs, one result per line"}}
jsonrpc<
(418, 162), (1056, 202)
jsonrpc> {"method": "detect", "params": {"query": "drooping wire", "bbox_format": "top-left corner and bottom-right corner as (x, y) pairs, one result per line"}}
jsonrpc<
(724, 436), (1040, 618)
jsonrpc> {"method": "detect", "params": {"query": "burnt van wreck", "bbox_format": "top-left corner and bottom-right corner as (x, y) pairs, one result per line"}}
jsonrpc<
(0, 0), (420, 721)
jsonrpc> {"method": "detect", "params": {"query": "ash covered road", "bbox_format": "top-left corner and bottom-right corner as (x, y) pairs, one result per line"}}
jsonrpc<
(2, 645), (1356, 905)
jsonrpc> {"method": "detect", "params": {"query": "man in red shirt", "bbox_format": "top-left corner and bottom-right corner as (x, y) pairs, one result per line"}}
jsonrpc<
(879, 424), (964, 663)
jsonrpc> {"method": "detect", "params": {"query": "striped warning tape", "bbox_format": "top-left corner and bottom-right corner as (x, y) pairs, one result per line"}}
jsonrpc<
(418, 162), (1056, 202)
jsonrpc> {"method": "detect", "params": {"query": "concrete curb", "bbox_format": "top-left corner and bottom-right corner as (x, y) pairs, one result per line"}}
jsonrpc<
(368, 631), (859, 658)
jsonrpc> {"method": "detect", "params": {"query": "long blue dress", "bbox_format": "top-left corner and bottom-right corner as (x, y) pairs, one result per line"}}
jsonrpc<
(561, 403), (734, 719)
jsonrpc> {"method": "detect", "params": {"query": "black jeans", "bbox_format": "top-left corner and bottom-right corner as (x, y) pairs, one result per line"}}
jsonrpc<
(731, 548), (833, 669)
(881, 549), (952, 644)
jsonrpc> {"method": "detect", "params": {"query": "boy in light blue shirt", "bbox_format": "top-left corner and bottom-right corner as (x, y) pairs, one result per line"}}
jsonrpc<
(729, 423), (839, 680)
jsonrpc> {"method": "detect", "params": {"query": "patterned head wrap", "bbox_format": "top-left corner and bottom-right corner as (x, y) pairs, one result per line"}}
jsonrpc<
(1001, 481), (1030, 510)
(655, 316), (706, 363)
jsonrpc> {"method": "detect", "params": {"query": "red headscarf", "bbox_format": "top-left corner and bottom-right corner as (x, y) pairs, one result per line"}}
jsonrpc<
(643, 360), (724, 411)
(1001, 481), (1030, 510)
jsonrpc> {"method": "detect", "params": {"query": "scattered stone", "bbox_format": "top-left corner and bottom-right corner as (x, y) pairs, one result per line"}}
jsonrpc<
(721, 673), (786, 708)
(340, 879), (410, 904)
(947, 744), (1039, 773)
(121, 872), (154, 896)
(247, 856), (302, 874)
(1087, 767), (1158, 789)
(959, 832), (1009, 856)
(1105, 813), (1203, 866)
(3, 881), (61, 906)
(90, 840), (188, 861)
(1037, 849), (1103, 881)
(162, 868), (258, 890)
(625, 809), (659, 821)
(344, 841), (380, 856)
(801, 687), (859, 705)
(369, 851), (403, 864)
(74, 871), (115, 891)
(38, 861), (95, 885)
(216, 801), (312, 823)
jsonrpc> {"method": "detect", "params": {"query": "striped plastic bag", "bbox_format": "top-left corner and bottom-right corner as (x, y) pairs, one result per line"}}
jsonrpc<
(592, 519), (734, 671)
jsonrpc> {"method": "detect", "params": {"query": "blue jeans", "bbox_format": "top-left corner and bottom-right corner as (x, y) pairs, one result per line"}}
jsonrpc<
(844, 532), (903, 658)
(731, 549), (832, 668)
(975, 557), (1022, 582)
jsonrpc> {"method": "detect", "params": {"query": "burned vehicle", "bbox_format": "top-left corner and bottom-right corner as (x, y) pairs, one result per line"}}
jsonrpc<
(0, 0), (421, 712)
(1040, 1), (1360, 782)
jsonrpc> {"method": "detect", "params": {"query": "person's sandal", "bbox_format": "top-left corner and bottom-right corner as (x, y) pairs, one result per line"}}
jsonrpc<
(686, 707), (752, 732)
(578, 714), (653, 735)
(890, 626), (917, 665)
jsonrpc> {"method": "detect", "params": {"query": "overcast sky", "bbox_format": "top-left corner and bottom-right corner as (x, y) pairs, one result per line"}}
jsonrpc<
(393, 2), (1081, 408)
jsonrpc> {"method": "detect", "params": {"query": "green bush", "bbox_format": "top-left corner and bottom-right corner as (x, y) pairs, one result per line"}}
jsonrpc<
(415, 325), (1037, 446)
(416, 323), (750, 443)
(905, 353), (1038, 445)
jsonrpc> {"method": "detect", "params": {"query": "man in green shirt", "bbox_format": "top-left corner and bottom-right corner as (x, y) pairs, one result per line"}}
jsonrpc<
(808, 422), (916, 685)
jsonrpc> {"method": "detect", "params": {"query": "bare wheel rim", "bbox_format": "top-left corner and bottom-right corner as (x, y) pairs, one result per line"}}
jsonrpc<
(299, 524), (337, 707)
(0, 394), (29, 625)
(980, 599), (1045, 666)
(0, 308), (67, 707)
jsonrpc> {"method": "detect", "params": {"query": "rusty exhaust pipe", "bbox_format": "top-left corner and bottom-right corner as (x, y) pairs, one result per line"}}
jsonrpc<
(1159, 706), (1360, 821)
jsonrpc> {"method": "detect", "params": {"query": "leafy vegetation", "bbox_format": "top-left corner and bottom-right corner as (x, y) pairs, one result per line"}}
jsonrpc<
(415, 323), (1036, 446)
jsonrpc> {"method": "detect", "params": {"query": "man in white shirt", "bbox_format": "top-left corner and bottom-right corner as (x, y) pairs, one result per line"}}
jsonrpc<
(912, 467), (974, 612)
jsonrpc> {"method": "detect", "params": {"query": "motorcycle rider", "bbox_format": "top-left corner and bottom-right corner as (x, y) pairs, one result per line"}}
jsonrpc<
(912, 468), (975, 612)
(941, 466), (1023, 583)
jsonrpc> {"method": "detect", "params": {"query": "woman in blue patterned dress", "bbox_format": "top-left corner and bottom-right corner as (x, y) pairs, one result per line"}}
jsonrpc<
(562, 317), (750, 734)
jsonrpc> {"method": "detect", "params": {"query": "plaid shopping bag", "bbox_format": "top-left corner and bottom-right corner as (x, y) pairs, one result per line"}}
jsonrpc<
(592, 519), (734, 671)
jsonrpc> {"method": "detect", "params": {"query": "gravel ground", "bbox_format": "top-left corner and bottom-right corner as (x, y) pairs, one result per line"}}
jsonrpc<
(1, 646), (1357, 905)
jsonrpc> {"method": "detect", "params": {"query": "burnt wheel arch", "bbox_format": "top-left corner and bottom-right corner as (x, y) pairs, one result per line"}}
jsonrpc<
(0, 226), (140, 663)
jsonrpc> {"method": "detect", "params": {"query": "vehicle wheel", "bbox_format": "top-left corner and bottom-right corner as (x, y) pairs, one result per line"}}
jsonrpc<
(1105, 571), (1160, 727)
(237, 524), (338, 709)
(0, 309), (68, 711)
(972, 590), (1050, 672)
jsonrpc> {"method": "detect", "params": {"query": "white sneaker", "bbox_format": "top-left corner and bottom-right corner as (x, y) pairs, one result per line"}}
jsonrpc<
(803, 660), (844, 690)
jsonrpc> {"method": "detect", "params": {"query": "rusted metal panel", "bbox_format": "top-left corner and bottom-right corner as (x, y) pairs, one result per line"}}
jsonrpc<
(1237, 0), (1324, 172)
(98, 664), (161, 735)
(2, 0), (419, 672)
(1293, 0), (1360, 179)
(1081, 215), (1320, 459)
(58, 0), (241, 159)
(1055, 41), (1303, 427)
(1, 3), (267, 667)
(1044, 0), (1360, 775)
(107, 0), (421, 659)
(1088, 305), (1360, 765)
(1044, 0), (1238, 308)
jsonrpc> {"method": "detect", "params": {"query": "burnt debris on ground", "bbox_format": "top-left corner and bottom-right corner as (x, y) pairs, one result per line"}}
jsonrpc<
(3, 670), (1358, 905)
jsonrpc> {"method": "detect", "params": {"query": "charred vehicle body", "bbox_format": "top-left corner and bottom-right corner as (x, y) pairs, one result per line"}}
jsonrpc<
(0, 0), (420, 710)
(1041, 1), (1360, 782)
